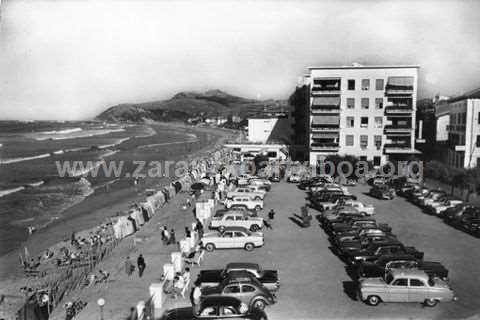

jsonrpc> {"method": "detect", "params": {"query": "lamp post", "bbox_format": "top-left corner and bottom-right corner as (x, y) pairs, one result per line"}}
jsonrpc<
(97, 298), (105, 320)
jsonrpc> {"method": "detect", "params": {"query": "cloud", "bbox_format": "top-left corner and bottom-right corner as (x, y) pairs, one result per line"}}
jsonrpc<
(0, 0), (479, 119)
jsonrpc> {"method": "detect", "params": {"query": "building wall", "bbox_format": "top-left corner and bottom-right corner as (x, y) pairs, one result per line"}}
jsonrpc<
(247, 118), (292, 143)
(305, 66), (418, 166)
(436, 115), (450, 141)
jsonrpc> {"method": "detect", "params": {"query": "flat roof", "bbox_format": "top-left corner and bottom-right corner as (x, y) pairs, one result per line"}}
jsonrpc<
(308, 65), (420, 70)
(448, 88), (480, 103)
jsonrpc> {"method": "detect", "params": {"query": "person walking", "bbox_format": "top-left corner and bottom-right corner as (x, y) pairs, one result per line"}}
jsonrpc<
(161, 226), (170, 245)
(268, 209), (276, 220)
(137, 254), (146, 278)
(169, 228), (176, 245)
(185, 227), (191, 238)
(125, 256), (134, 277)
(195, 219), (204, 239)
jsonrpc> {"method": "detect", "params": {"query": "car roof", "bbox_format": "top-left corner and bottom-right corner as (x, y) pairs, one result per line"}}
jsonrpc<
(389, 268), (428, 280)
(222, 226), (250, 232)
(226, 262), (260, 270)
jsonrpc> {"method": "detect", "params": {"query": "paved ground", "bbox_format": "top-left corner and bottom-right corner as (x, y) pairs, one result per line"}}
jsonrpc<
(180, 181), (480, 320)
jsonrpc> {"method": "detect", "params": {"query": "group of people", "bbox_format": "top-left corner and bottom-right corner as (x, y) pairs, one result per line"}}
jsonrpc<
(164, 267), (192, 298)
(161, 226), (177, 245)
(124, 254), (147, 278)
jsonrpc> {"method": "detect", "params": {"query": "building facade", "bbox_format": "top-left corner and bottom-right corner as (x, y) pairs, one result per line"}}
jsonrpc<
(247, 116), (293, 144)
(298, 64), (419, 166)
(445, 88), (480, 168)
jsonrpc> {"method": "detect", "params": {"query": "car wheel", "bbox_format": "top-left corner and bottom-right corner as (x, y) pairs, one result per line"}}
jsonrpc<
(255, 196), (261, 200)
(366, 295), (381, 306)
(424, 298), (438, 307)
(205, 243), (215, 252)
(250, 224), (259, 232)
(252, 298), (266, 310)
(218, 226), (225, 233)
(244, 243), (254, 251)
(255, 205), (261, 211)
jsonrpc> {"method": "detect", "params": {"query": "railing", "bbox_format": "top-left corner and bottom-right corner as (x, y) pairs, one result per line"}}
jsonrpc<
(385, 85), (414, 95)
(384, 105), (413, 114)
(310, 125), (340, 131)
(384, 143), (411, 149)
(311, 107), (340, 114)
(384, 124), (412, 132)
(310, 143), (340, 151)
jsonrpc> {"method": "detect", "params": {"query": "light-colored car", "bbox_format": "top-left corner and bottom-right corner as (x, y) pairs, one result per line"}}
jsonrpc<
(287, 174), (301, 183)
(237, 174), (257, 186)
(225, 196), (263, 211)
(248, 179), (271, 191)
(359, 269), (457, 307)
(421, 191), (447, 207)
(210, 212), (264, 232)
(344, 200), (375, 216)
(245, 185), (267, 195)
(429, 199), (463, 215)
(201, 227), (264, 252)
(227, 187), (265, 201)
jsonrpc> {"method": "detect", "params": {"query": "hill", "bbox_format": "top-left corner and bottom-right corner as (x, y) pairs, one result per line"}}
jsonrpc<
(95, 90), (287, 122)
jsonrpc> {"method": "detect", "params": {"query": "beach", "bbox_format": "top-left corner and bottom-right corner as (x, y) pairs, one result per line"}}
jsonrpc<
(0, 121), (236, 319)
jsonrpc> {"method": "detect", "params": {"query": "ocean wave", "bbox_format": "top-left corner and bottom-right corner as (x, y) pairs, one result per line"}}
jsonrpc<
(33, 128), (125, 141)
(134, 127), (157, 138)
(0, 186), (25, 198)
(98, 137), (130, 149)
(137, 138), (198, 149)
(53, 150), (65, 155)
(0, 153), (51, 164)
(98, 150), (119, 159)
(29, 180), (45, 187)
(40, 128), (83, 135)
(69, 161), (104, 177)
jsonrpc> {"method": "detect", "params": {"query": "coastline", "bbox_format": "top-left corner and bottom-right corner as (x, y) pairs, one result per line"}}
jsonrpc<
(0, 122), (237, 319)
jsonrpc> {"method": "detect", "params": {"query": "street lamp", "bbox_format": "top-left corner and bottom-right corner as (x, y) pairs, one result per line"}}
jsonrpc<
(97, 298), (105, 320)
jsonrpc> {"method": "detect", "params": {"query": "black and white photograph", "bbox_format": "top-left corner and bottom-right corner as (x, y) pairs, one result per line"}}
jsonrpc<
(0, 0), (479, 319)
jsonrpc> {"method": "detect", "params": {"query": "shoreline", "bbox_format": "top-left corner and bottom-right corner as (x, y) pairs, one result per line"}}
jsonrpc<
(0, 122), (237, 317)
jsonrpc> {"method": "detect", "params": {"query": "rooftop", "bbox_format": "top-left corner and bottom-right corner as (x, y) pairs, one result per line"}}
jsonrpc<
(448, 87), (480, 103)
(307, 64), (420, 70)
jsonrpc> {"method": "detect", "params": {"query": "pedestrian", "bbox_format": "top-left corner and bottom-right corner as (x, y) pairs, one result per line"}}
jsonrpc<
(70, 232), (76, 245)
(263, 219), (273, 230)
(195, 219), (204, 239)
(161, 226), (170, 245)
(268, 209), (275, 220)
(137, 254), (146, 277)
(185, 227), (191, 238)
(186, 198), (192, 207)
(169, 228), (176, 245)
(192, 285), (202, 306)
(125, 256), (134, 277)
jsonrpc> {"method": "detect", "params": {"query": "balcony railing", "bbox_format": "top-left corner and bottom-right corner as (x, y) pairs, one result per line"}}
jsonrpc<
(447, 124), (466, 132)
(310, 143), (340, 151)
(385, 105), (413, 114)
(384, 143), (411, 149)
(385, 85), (414, 95)
(311, 125), (340, 132)
(384, 124), (412, 132)
(311, 107), (340, 114)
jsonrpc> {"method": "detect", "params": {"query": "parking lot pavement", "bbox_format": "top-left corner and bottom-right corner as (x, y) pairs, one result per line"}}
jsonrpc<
(188, 181), (480, 320)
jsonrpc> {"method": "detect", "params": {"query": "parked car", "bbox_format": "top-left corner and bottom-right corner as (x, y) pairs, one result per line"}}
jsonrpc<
(227, 187), (265, 201)
(461, 215), (480, 236)
(420, 190), (447, 207)
(346, 241), (424, 264)
(329, 218), (391, 236)
(343, 200), (375, 216)
(287, 174), (301, 183)
(201, 273), (277, 311)
(245, 185), (267, 195)
(336, 234), (398, 256)
(210, 212), (264, 232)
(224, 196), (263, 211)
(161, 296), (268, 320)
(248, 179), (271, 192)
(311, 194), (357, 211)
(214, 208), (257, 219)
(444, 205), (479, 226)
(237, 174), (257, 186)
(427, 198), (463, 216)
(334, 228), (391, 245)
(197, 263), (280, 292)
(268, 175), (280, 183)
(356, 255), (449, 281)
(321, 207), (365, 225)
(369, 184), (395, 200)
(358, 269), (457, 307)
(201, 227), (264, 252)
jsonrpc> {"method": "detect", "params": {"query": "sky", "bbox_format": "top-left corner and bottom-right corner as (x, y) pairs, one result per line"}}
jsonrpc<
(0, 0), (480, 120)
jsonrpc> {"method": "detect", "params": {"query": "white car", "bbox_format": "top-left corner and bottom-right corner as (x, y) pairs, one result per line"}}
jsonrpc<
(210, 212), (264, 232)
(343, 200), (375, 216)
(227, 187), (265, 200)
(245, 185), (267, 195)
(201, 227), (264, 252)
(224, 196), (263, 211)
(429, 199), (463, 215)
(287, 174), (302, 183)
(249, 179), (272, 191)
(237, 174), (257, 186)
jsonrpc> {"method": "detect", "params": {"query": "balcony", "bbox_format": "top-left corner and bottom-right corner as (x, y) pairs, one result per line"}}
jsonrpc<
(384, 124), (412, 133)
(447, 124), (466, 132)
(385, 77), (414, 96)
(311, 124), (340, 132)
(384, 143), (412, 153)
(311, 78), (341, 95)
(311, 106), (340, 114)
(310, 142), (340, 151)
(384, 105), (413, 115)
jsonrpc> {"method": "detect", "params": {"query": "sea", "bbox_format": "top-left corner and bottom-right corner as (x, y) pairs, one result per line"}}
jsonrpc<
(0, 120), (201, 259)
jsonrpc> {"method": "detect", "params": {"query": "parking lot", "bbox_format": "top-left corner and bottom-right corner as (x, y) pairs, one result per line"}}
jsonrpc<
(187, 181), (480, 319)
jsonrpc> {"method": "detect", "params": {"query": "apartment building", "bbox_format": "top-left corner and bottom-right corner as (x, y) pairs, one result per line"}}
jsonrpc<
(445, 88), (480, 168)
(297, 64), (419, 166)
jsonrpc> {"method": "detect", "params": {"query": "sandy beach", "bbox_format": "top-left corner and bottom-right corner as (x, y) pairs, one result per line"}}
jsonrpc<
(0, 122), (237, 319)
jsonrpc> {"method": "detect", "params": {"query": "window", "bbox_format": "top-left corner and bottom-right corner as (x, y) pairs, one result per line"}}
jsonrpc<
(375, 98), (384, 109)
(360, 117), (369, 128)
(361, 98), (369, 109)
(375, 79), (384, 90)
(374, 135), (382, 150)
(392, 278), (408, 286)
(361, 79), (370, 90)
(477, 135), (480, 147)
(375, 117), (383, 128)
(346, 135), (354, 146)
(346, 117), (355, 128)
(348, 79), (355, 90)
(409, 279), (426, 287)
(347, 98), (355, 109)
(223, 232), (233, 238)
(360, 135), (368, 149)
(242, 285), (256, 293)
(360, 156), (367, 162)
(478, 112), (480, 124)
(226, 216), (235, 220)
(373, 156), (381, 166)
(224, 285), (241, 293)
(234, 232), (245, 237)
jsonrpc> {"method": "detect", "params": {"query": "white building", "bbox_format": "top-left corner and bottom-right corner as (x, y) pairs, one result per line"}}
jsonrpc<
(247, 116), (293, 144)
(300, 64), (420, 166)
(445, 88), (480, 168)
